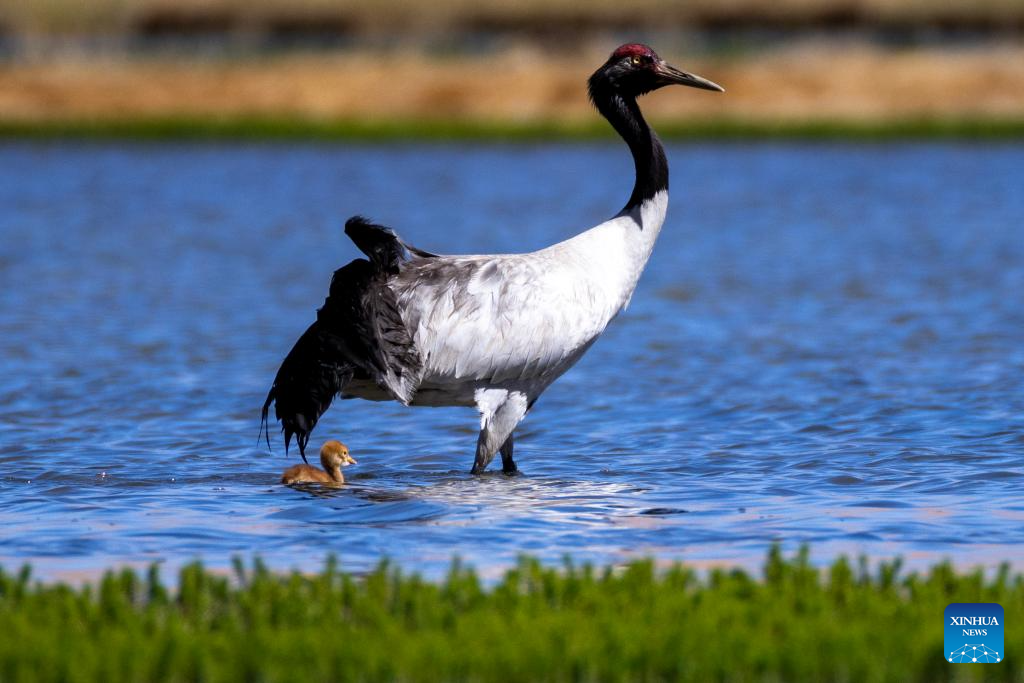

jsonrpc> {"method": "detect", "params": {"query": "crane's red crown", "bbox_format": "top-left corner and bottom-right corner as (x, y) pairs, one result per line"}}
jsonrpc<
(611, 44), (659, 61)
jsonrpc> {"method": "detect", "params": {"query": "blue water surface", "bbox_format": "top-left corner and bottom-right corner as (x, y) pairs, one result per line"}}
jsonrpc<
(1, 141), (1022, 581)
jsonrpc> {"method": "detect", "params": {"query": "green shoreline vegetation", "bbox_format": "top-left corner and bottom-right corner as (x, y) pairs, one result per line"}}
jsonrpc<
(1, 547), (1020, 682)
(3, 116), (1024, 142)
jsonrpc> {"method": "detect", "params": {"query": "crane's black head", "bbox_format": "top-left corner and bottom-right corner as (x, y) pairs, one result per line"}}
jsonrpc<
(589, 44), (724, 101)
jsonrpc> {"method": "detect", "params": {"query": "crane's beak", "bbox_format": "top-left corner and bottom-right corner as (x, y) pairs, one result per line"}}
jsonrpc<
(656, 62), (724, 93)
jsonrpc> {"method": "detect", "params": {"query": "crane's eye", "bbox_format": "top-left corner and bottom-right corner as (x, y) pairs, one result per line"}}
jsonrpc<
(631, 56), (641, 65)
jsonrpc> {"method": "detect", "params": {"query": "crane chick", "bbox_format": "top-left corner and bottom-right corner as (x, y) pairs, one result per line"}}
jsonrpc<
(281, 440), (356, 486)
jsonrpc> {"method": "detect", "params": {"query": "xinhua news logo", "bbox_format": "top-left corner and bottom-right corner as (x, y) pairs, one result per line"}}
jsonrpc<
(945, 603), (1004, 663)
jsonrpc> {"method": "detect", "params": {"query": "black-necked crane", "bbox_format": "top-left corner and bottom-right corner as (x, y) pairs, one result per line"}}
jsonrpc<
(262, 44), (723, 474)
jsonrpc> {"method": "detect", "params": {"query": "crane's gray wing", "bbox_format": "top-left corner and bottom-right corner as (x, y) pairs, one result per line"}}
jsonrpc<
(392, 247), (619, 387)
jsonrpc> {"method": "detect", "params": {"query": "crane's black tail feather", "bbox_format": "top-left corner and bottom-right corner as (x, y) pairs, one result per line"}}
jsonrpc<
(262, 320), (355, 463)
(261, 215), (430, 458)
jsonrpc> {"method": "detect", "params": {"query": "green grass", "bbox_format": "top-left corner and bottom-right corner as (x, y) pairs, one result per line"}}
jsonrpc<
(0, 547), (1020, 682)
(3, 116), (1024, 142)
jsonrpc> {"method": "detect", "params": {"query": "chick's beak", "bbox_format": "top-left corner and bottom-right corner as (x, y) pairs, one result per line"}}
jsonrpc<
(656, 62), (724, 92)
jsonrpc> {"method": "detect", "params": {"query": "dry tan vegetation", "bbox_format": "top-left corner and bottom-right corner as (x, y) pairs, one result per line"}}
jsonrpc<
(2, 45), (1024, 124)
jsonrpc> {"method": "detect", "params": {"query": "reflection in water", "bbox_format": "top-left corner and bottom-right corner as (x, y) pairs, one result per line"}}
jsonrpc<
(1, 142), (1023, 580)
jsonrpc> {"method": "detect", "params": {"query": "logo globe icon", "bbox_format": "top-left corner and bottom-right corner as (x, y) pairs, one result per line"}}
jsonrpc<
(949, 644), (1000, 663)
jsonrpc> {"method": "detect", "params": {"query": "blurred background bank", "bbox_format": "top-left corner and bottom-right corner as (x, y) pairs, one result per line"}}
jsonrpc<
(2, 0), (1024, 137)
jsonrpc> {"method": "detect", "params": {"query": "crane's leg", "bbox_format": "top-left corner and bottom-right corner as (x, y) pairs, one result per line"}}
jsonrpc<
(472, 390), (527, 474)
(498, 434), (517, 474)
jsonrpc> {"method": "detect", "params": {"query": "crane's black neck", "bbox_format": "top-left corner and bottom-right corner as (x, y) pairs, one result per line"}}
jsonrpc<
(589, 79), (668, 213)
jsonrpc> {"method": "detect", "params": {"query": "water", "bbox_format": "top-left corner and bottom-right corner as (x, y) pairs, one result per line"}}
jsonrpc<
(2, 141), (1023, 581)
